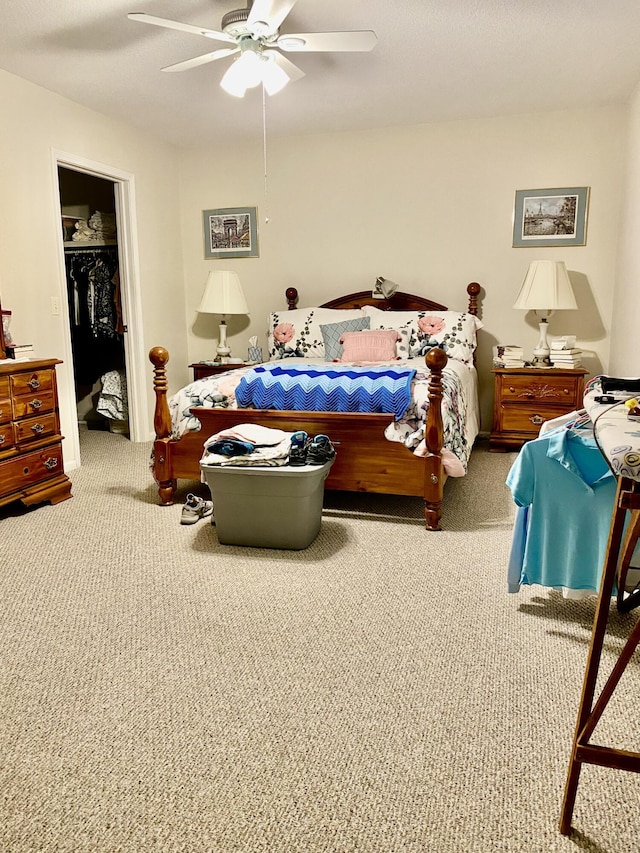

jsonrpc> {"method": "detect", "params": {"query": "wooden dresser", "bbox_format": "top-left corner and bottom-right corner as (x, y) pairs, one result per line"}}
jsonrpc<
(489, 366), (588, 452)
(0, 358), (72, 509)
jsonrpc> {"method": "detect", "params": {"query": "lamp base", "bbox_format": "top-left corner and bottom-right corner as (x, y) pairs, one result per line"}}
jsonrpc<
(531, 318), (551, 366)
(216, 320), (231, 360)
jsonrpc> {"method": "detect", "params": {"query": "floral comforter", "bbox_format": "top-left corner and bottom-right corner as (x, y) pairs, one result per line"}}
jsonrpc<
(168, 357), (479, 476)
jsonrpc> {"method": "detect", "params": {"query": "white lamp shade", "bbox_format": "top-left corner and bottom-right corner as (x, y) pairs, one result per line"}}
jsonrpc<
(197, 271), (249, 316)
(513, 260), (577, 312)
(221, 46), (291, 98)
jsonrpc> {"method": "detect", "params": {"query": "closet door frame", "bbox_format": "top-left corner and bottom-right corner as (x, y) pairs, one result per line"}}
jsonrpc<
(52, 150), (148, 465)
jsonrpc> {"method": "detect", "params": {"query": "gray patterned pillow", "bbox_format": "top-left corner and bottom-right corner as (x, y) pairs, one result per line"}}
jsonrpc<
(320, 316), (371, 361)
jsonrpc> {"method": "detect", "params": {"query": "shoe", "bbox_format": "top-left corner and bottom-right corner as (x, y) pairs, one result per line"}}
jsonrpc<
(180, 493), (214, 525)
(289, 431), (310, 466)
(306, 434), (336, 466)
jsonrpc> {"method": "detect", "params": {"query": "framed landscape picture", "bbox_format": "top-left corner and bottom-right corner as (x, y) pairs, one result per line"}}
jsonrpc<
(203, 206), (259, 258)
(512, 187), (590, 248)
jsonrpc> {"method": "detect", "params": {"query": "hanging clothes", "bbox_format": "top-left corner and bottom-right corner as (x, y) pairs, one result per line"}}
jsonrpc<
(506, 424), (617, 595)
(64, 245), (124, 386)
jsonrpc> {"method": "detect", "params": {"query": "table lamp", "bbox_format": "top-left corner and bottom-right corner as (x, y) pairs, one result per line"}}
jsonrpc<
(513, 260), (577, 365)
(197, 270), (249, 360)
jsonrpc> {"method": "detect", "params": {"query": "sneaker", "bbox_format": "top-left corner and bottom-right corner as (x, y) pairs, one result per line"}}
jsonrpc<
(180, 493), (214, 525)
(306, 434), (336, 466)
(289, 431), (310, 466)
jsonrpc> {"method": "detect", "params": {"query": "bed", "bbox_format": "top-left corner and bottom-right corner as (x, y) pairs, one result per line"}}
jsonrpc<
(149, 281), (483, 530)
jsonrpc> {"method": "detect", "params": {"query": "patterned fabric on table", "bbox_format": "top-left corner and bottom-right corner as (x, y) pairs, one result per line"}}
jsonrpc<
(584, 380), (640, 482)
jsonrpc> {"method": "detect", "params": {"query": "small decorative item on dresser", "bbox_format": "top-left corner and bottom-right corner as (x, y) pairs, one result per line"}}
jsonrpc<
(489, 365), (588, 452)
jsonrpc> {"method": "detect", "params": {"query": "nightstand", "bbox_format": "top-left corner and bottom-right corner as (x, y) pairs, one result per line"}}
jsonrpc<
(189, 361), (250, 381)
(489, 366), (588, 452)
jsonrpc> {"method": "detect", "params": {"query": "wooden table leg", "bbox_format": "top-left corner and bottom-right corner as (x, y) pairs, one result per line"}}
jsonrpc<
(559, 477), (629, 835)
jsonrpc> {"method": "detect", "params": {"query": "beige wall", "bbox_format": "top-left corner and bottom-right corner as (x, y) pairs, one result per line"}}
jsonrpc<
(610, 80), (640, 375)
(179, 106), (627, 430)
(0, 69), (186, 463)
(0, 66), (630, 455)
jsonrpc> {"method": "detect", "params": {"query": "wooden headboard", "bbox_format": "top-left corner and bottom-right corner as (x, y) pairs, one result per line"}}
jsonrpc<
(285, 282), (481, 315)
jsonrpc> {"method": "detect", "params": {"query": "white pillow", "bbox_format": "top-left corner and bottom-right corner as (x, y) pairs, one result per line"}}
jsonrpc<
(268, 307), (364, 359)
(362, 305), (483, 365)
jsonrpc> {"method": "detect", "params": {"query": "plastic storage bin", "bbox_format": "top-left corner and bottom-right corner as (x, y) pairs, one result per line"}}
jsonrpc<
(200, 459), (334, 549)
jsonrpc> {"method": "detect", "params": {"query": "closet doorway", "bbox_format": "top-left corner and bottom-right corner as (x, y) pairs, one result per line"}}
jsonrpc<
(58, 167), (128, 438)
(53, 151), (147, 471)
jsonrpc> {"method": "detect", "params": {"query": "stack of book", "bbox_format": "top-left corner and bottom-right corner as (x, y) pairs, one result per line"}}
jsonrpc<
(6, 343), (34, 358)
(550, 345), (582, 367)
(493, 345), (526, 368)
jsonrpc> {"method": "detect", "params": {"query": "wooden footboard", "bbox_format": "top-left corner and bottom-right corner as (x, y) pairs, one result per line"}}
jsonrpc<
(149, 345), (449, 530)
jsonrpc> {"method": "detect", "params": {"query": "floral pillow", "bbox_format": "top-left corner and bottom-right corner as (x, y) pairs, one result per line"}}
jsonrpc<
(268, 308), (364, 359)
(361, 305), (483, 365)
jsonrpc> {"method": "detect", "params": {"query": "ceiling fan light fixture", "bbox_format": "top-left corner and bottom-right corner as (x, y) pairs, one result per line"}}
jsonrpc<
(261, 55), (290, 95)
(220, 48), (262, 97)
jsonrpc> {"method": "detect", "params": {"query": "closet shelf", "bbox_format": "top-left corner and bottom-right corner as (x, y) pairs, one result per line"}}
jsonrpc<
(63, 241), (117, 249)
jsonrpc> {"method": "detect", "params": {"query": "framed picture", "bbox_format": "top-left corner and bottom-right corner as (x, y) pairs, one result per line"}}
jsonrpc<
(203, 207), (259, 259)
(512, 187), (590, 248)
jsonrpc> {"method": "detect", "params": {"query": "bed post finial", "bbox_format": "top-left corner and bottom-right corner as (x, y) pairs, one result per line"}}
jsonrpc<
(286, 287), (299, 310)
(149, 346), (171, 439)
(466, 282), (481, 316)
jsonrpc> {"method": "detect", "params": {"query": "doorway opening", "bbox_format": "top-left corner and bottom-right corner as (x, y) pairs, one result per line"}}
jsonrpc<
(58, 167), (129, 438)
(52, 150), (148, 471)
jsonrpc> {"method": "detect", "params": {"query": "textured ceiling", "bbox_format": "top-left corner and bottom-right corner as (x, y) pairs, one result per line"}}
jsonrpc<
(1, 0), (640, 148)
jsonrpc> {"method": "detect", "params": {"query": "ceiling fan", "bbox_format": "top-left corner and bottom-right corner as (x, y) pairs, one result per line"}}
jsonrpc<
(129, 0), (377, 97)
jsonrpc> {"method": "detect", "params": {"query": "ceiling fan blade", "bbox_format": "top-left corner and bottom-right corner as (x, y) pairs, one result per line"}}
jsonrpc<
(277, 30), (377, 52)
(128, 12), (235, 44)
(247, 0), (298, 33)
(263, 50), (305, 83)
(162, 47), (239, 73)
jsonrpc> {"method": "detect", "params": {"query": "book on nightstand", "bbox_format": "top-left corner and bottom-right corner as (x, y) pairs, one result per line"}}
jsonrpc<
(493, 344), (526, 368)
(550, 349), (582, 368)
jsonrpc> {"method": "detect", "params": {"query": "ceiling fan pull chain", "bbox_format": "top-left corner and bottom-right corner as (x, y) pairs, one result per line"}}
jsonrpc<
(262, 84), (270, 224)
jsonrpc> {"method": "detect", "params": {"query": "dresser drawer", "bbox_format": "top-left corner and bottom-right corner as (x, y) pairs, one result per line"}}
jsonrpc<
(501, 403), (579, 433)
(0, 442), (64, 493)
(12, 389), (56, 419)
(14, 412), (58, 446)
(10, 368), (55, 397)
(500, 374), (580, 403)
(0, 422), (15, 453)
(0, 395), (11, 424)
(0, 376), (9, 397)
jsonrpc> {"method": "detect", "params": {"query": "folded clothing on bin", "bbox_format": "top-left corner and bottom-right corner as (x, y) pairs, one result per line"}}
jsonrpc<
(206, 439), (254, 457)
(201, 423), (294, 467)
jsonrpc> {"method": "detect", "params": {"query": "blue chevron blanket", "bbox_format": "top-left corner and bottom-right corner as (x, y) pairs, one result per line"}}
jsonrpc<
(235, 363), (417, 420)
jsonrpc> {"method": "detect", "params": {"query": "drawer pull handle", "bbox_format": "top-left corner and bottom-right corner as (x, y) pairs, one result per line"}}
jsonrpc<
(28, 377), (41, 390)
(30, 399), (43, 410)
(23, 466), (29, 475)
(44, 457), (59, 470)
(530, 414), (545, 426)
(31, 423), (45, 434)
(0, 434), (5, 445)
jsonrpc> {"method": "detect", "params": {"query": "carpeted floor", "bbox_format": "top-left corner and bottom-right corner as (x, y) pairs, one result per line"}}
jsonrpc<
(0, 429), (639, 853)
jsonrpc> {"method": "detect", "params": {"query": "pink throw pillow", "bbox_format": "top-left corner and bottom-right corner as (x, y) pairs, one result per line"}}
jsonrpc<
(339, 329), (400, 362)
